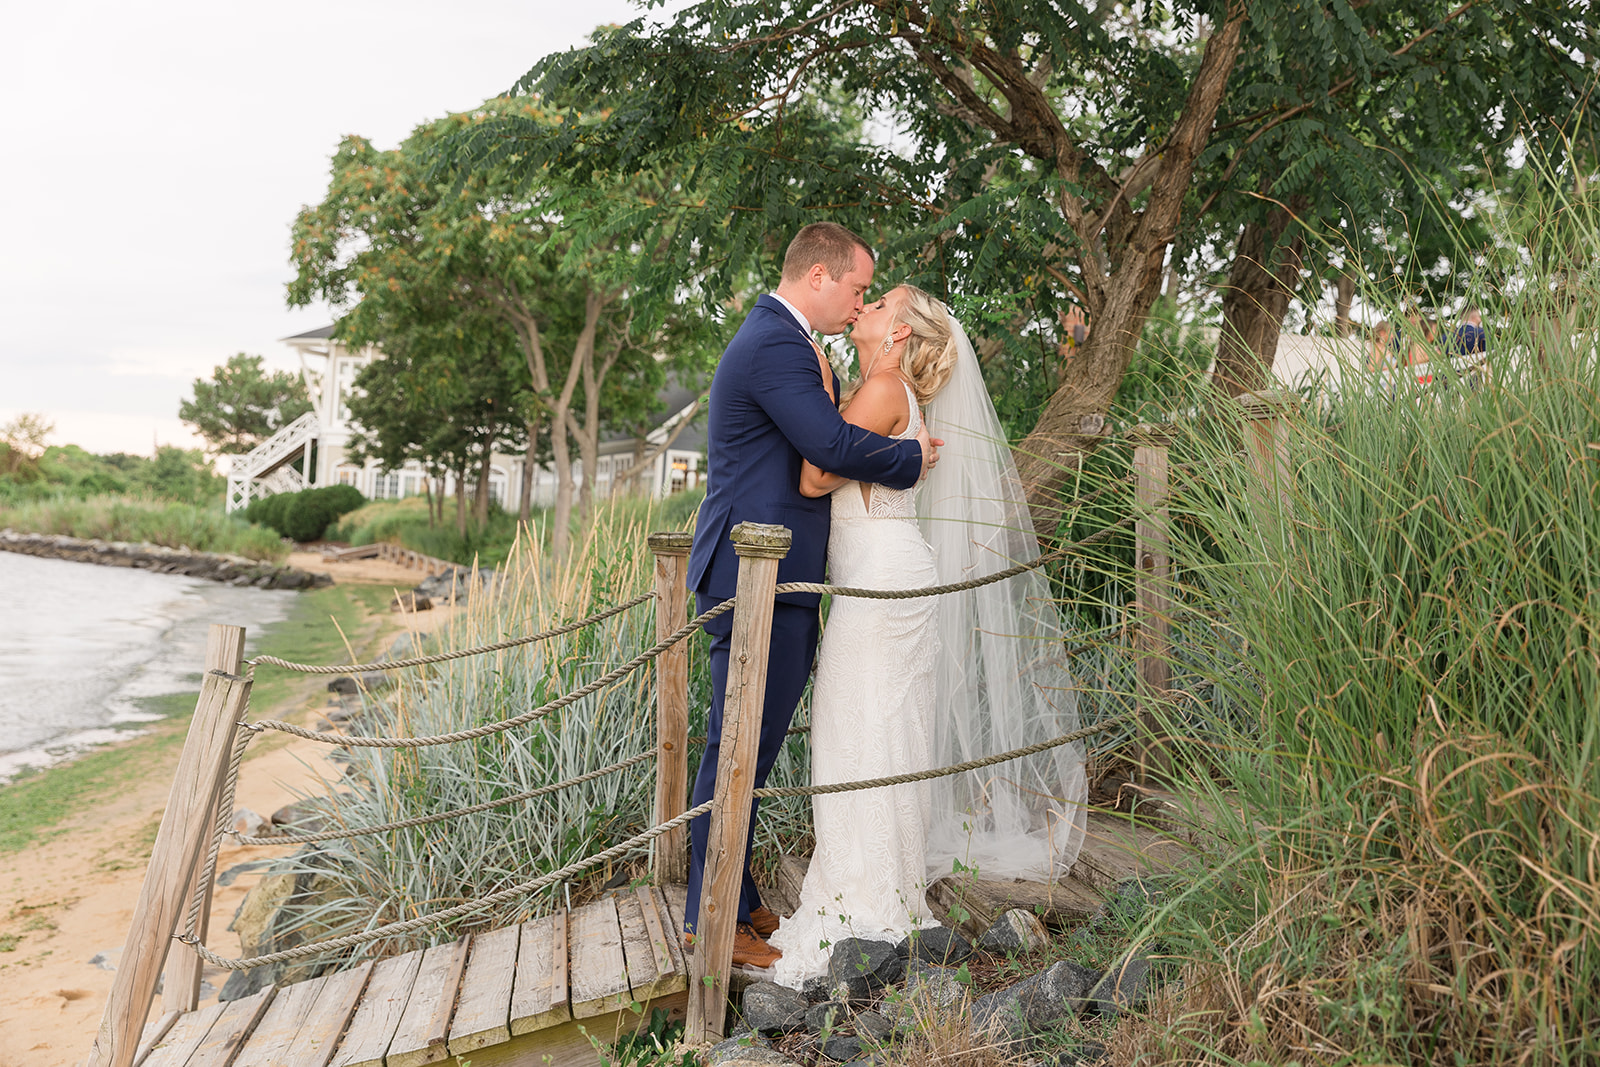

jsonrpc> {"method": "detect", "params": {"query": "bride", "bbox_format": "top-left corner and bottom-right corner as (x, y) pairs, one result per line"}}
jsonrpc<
(768, 285), (1089, 986)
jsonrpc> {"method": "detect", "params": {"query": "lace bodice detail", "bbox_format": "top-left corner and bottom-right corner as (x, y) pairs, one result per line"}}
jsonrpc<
(833, 381), (921, 520)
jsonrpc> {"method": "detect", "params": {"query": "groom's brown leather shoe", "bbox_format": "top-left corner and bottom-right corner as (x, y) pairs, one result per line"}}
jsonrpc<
(732, 923), (782, 968)
(748, 905), (781, 938)
(681, 924), (782, 969)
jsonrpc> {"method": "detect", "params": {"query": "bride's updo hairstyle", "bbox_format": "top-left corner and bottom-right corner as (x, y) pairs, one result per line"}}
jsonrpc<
(890, 285), (960, 403)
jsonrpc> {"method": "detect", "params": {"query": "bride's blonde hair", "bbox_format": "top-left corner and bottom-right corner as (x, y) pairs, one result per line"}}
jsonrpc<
(847, 284), (961, 404)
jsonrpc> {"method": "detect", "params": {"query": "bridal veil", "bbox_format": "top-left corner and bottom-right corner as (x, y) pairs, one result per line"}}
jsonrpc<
(917, 312), (1089, 882)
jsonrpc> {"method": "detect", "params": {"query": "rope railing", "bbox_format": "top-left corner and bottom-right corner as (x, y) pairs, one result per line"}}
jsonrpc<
(174, 710), (1134, 972)
(244, 599), (737, 749)
(229, 749), (660, 846)
(775, 515), (1131, 601)
(754, 710), (1132, 798)
(178, 799), (717, 972)
(248, 590), (657, 674)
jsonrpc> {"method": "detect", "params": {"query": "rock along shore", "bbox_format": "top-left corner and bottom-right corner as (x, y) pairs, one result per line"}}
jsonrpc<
(0, 529), (333, 590)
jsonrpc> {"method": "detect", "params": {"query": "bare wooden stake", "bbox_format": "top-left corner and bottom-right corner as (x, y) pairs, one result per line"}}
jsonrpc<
(162, 624), (247, 1016)
(685, 522), (790, 1043)
(648, 532), (694, 887)
(1129, 425), (1173, 783)
(87, 664), (253, 1067)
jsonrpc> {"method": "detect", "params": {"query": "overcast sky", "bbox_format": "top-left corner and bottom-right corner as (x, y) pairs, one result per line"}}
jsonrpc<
(0, 0), (664, 455)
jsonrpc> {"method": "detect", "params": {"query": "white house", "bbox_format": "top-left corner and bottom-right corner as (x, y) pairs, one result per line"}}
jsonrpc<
(225, 326), (705, 513)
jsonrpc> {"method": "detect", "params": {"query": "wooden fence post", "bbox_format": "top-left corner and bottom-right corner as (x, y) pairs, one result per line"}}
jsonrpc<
(686, 522), (790, 1043)
(87, 661), (254, 1067)
(1237, 388), (1296, 516)
(1128, 426), (1173, 782)
(648, 531), (694, 886)
(162, 625), (247, 1015)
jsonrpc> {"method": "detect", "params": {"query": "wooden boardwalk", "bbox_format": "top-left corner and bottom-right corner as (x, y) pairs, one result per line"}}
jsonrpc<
(132, 808), (1189, 1067)
(135, 886), (692, 1067)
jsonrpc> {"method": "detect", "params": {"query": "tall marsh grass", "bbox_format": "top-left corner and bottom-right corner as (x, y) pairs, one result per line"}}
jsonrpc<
(1132, 183), (1600, 1064)
(268, 489), (811, 962)
(0, 493), (287, 561)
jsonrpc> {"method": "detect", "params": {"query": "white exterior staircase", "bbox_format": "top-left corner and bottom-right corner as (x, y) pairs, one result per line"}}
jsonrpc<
(225, 411), (320, 513)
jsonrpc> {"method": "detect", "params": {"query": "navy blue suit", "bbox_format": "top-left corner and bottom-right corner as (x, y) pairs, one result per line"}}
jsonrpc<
(683, 295), (923, 934)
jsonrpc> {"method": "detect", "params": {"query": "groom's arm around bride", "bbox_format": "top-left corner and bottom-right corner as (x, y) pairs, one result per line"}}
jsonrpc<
(681, 222), (936, 965)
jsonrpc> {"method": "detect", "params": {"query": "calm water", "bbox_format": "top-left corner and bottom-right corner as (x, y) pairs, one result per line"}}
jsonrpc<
(0, 551), (296, 783)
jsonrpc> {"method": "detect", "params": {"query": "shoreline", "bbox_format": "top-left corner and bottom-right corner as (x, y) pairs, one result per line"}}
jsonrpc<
(0, 529), (331, 590)
(0, 551), (461, 1067)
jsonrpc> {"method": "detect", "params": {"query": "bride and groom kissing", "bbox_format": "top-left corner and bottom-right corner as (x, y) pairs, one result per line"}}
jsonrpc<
(683, 222), (1089, 986)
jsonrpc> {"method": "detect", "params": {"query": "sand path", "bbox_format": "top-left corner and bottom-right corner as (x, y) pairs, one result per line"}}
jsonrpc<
(0, 551), (460, 1067)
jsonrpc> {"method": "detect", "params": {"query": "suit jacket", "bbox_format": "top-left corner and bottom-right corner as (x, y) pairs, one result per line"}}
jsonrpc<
(688, 295), (924, 607)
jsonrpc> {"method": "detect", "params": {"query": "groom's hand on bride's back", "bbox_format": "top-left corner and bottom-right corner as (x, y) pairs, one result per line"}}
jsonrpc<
(917, 425), (944, 482)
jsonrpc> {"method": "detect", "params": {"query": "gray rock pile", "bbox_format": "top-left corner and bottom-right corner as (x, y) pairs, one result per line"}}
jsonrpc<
(715, 886), (1168, 1066)
(0, 529), (332, 589)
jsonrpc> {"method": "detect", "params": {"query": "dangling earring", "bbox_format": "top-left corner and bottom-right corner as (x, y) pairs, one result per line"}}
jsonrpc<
(881, 335), (894, 354)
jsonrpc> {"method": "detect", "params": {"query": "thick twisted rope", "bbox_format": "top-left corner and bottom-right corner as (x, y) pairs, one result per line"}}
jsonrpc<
(230, 749), (659, 846)
(178, 799), (716, 971)
(777, 516), (1131, 601)
(247, 599), (736, 748)
(754, 710), (1133, 798)
(250, 591), (655, 675)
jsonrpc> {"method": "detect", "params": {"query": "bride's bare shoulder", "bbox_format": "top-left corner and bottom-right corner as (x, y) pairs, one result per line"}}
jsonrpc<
(842, 373), (912, 434)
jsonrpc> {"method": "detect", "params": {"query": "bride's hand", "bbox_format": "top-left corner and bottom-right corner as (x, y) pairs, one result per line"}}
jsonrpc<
(917, 425), (944, 482)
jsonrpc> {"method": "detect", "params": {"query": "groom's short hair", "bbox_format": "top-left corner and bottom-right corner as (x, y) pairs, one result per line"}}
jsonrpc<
(782, 223), (874, 283)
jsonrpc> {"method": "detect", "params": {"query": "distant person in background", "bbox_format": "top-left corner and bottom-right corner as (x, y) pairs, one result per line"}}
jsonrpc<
(1366, 321), (1394, 372)
(1454, 309), (1487, 356)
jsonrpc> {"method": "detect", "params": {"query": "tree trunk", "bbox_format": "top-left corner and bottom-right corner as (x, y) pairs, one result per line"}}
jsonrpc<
(1011, 9), (1246, 532)
(1013, 254), (1170, 531)
(423, 475), (435, 529)
(1210, 196), (1310, 400)
(473, 443), (492, 528)
(1334, 271), (1356, 337)
(518, 414), (540, 528)
(454, 469), (468, 538)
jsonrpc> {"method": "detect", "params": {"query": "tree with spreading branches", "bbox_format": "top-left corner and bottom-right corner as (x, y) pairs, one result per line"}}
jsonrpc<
(289, 98), (709, 552)
(448, 0), (1592, 525)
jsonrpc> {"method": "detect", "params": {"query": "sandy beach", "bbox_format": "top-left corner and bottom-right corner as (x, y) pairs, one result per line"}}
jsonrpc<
(0, 551), (460, 1067)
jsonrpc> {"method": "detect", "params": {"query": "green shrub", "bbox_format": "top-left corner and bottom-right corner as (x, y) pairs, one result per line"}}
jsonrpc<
(244, 485), (367, 543)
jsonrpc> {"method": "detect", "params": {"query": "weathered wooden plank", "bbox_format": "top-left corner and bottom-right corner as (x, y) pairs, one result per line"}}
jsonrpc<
(635, 888), (679, 986)
(568, 898), (630, 1020)
(133, 1009), (181, 1067)
(280, 963), (373, 1067)
(772, 854), (809, 918)
(231, 972), (332, 1066)
(183, 986), (277, 1067)
(447, 924), (521, 1056)
(650, 889), (688, 986)
(927, 875), (1104, 939)
(509, 911), (569, 1036)
(328, 952), (424, 1067)
(661, 884), (688, 937)
(137, 1002), (225, 1067)
(650, 534), (693, 886)
(385, 936), (471, 1067)
(439, 990), (690, 1067)
(1070, 811), (1190, 890)
(616, 891), (666, 1003)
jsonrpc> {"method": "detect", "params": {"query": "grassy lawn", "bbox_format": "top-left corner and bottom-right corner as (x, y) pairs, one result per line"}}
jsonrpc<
(0, 581), (394, 854)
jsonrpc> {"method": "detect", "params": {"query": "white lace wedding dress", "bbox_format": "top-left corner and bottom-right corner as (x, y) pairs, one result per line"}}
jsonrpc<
(769, 383), (944, 987)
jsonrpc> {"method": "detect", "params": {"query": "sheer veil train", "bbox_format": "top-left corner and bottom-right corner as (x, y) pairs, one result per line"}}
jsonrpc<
(917, 311), (1089, 882)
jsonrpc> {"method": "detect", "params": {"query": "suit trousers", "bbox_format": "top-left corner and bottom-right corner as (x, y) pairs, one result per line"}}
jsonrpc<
(682, 595), (819, 934)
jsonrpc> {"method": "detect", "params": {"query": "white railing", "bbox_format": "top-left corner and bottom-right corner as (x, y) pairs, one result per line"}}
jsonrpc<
(225, 412), (319, 513)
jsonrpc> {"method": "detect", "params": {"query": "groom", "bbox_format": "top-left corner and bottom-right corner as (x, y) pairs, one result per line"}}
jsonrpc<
(684, 222), (938, 967)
